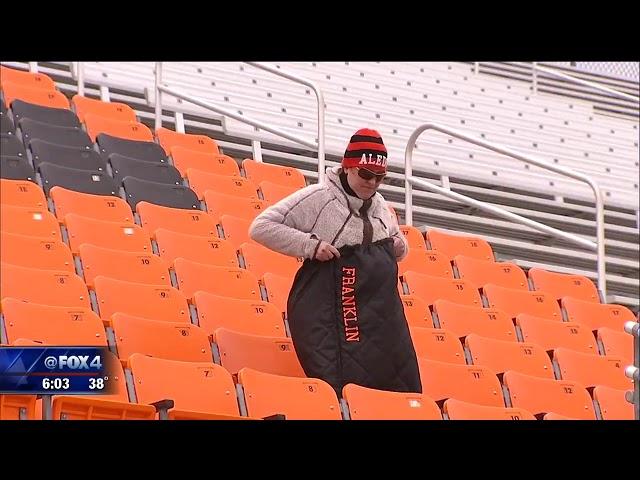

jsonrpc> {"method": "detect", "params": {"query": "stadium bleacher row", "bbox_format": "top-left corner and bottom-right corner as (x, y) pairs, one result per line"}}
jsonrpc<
(0, 64), (637, 420)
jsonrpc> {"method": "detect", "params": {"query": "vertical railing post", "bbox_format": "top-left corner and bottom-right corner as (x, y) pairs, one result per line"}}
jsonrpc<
(77, 62), (85, 97)
(317, 93), (326, 184)
(155, 62), (163, 131)
(404, 133), (416, 226)
(592, 183), (607, 298)
(624, 321), (639, 420)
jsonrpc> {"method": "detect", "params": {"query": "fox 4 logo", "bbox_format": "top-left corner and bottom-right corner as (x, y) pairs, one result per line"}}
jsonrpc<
(59, 355), (103, 370)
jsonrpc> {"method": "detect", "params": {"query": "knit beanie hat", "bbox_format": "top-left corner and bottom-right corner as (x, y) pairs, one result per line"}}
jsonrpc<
(342, 128), (388, 173)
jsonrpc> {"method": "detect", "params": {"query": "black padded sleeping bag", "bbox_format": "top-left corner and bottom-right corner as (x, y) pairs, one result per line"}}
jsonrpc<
(287, 238), (422, 395)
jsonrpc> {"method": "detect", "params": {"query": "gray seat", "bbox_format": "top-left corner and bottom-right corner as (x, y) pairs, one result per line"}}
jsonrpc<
(122, 176), (199, 210)
(18, 118), (93, 150)
(11, 99), (81, 128)
(96, 133), (167, 163)
(1, 114), (15, 134)
(109, 153), (182, 185)
(0, 133), (27, 158)
(1, 156), (35, 181)
(38, 162), (118, 196)
(30, 139), (106, 172)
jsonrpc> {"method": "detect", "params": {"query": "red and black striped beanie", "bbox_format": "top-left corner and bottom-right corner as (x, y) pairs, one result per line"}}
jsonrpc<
(342, 128), (388, 173)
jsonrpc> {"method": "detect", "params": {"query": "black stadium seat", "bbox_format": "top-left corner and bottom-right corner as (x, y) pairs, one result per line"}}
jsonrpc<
(1, 114), (15, 134)
(122, 176), (199, 210)
(1, 156), (35, 181)
(30, 139), (106, 172)
(38, 162), (118, 196)
(10, 99), (81, 128)
(109, 154), (182, 185)
(1, 134), (27, 158)
(96, 133), (167, 163)
(18, 118), (93, 150)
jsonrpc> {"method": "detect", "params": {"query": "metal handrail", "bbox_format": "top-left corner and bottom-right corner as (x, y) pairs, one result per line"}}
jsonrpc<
(624, 320), (639, 420)
(245, 62), (326, 184)
(151, 62), (326, 183)
(404, 123), (607, 296)
(533, 64), (640, 102)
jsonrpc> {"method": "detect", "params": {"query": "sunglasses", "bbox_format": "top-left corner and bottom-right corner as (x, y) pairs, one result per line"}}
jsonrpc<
(357, 168), (386, 182)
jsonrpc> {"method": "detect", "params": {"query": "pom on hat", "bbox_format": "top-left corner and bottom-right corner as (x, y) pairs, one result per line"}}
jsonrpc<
(342, 128), (388, 173)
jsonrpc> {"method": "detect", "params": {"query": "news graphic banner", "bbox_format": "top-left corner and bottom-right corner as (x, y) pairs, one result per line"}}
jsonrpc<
(0, 347), (115, 395)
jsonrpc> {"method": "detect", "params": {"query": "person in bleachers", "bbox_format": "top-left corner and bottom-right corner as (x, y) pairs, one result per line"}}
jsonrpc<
(250, 128), (422, 395)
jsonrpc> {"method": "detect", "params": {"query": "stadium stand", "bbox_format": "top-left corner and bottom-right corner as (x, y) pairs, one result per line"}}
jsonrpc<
(0, 61), (637, 420)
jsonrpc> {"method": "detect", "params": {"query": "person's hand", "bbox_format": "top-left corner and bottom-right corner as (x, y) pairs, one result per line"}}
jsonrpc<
(393, 236), (405, 257)
(315, 241), (341, 261)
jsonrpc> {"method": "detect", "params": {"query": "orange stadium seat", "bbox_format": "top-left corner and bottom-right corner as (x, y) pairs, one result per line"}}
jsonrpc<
(170, 147), (239, 177)
(63, 214), (152, 254)
(242, 159), (306, 189)
(503, 370), (596, 419)
(84, 114), (153, 142)
(203, 191), (267, 222)
(93, 276), (189, 323)
(51, 351), (156, 420)
(418, 358), (504, 407)
(398, 249), (453, 277)
(516, 314), (598, 354)
(218, 215), (254, 248)
(426, 229), (494, 261)
(78, 244), (171, 288)
(50, 187), (134, 224)
(239, 242), (303, 279)
(597, 327), (634, 363)
(529, 268), (600, 303)
(1, 231), (74, 273)
(186, 168), (258, 200)
(71, 95), (137, 122)
(156, 127), (219, 156)
(215, 329), (305, 377)
(1, 263), (90, 308)
(238, 367), (342, 420)
(542, 412), (577, 420)
(110, 313), (212, 363)
(400, 295), (434, 329)
(342, 383), (442, 420)
(1, 205), (60, 240)
(136, 201), (218, 238)
(454, 256), (528, 291)
(465, 334), (555, 379)
(261, 273), (293, 316)
(593, 385), (634, 420)
(553, 347), (631, 390)
(173, 258), (261, 301)
(258, 181), (299, 204)
(410, 327), (466, 364)
(443, 398), (536, 420)
(483, 284), (562, 321)
(193, 292), (286, 337)
(0, 179), (47, 208)
(403, 271), (482, 307)
(1, 82), (69, 109)
(399, 225), (426, 249)
(154, 229), (238, 267)
(0, 395), (38, 420)
(433, 300), (517, 341)
(561, 297), (636, 332)
(1, 66), (56, 90)
(1, 298), (106, 346)
(128, 353), (242, 420)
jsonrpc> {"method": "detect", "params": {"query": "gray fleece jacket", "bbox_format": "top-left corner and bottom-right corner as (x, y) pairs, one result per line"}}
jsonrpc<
(249, 166), (408, 261)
